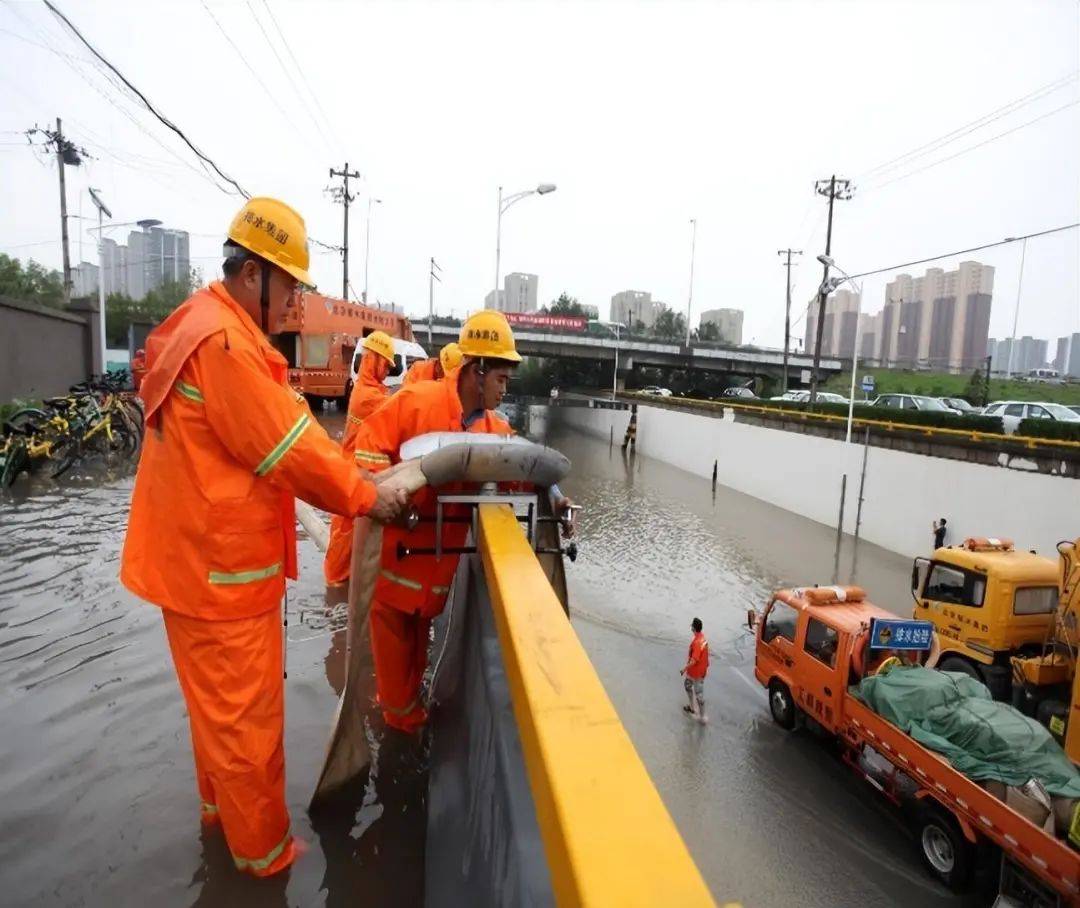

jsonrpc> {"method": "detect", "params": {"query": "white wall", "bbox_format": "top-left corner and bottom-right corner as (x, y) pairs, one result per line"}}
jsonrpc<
(558, 402), (1080, 559)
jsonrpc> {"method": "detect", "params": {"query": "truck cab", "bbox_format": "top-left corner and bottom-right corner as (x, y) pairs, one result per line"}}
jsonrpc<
(911, 538), (1058, 699)
(752, 585), (895, 732)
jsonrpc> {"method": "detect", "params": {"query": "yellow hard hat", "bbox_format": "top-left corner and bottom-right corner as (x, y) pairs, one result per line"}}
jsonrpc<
(458, 310), (521, 363)
(227, 197), (315, 288)
(362, 330), (396, 366)
(439, 342), (463, 373)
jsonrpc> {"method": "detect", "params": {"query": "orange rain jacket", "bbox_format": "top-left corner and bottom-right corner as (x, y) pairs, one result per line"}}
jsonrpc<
(351, 369), (512, 617)
(323, 353), (390, 584)
(686, 631), (710, 680)
(402, 358), (438, 385)
(121, 281), (377, 621)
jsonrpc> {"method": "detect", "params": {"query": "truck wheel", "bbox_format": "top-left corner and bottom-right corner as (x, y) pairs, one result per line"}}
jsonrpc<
(916, 803), (973, 892)
(304, 394), (323, 411)
(768, 680), (796, 730)
(337, 380), (353, 410)
(937, 656), (983, 684)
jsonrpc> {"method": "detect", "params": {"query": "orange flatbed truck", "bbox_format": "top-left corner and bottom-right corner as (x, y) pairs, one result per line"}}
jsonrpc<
(749, 585), (1080, 905)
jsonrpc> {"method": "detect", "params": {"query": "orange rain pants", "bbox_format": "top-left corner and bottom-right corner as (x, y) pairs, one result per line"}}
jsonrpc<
(162, 608), (295, 877)
(369, 599), (432, 732)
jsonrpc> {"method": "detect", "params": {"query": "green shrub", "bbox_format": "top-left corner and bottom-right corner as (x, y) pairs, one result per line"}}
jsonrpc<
(1017, 419), (1080, 442)
(724, 397), (1005, 434)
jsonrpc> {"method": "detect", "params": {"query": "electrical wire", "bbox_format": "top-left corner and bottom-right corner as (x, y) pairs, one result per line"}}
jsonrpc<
(41, 0), (250, 198)
(855, 70), (1079, 183)
(260, 0), (343, 154)
(244, 0), (334, 154)
(861, 99), (1080, 193)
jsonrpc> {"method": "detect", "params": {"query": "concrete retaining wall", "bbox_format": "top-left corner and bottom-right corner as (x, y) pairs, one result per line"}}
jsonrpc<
(1, 296), (98, 403)
(556, 401), (1079, 559)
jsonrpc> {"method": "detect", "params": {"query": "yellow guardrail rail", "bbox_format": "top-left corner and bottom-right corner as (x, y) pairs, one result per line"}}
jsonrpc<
(478, 504), (722, 907)
(622, 392), (1080, 452)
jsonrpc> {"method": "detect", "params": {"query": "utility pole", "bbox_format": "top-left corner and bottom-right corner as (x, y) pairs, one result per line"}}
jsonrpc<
(88, 187), (111, 374)
(808, 175), (853, 404)
(777, 248), (802, 391)
(428, 256), (442, 348)
(328, 163), (360, 299)
(55, 118), (73, 305)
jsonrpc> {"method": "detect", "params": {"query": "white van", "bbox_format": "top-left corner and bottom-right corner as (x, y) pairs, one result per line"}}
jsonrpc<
(350, 336), (429, 391)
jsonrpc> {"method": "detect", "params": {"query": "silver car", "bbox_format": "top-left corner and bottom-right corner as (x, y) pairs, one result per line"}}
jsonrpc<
(982, 400), (1080, 434)
(871, 393), (961, 415)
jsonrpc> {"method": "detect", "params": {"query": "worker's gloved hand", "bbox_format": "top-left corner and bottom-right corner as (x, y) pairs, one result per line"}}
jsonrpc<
(370, 485), (409, 524)
(556, 496), (578, 538)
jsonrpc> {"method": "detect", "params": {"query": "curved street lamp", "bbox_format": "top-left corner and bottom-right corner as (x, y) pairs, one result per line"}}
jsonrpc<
(493, 183), (556, 309)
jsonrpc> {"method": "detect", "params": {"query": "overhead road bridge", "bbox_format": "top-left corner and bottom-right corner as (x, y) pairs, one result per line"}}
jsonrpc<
(420, 323), (844, 382)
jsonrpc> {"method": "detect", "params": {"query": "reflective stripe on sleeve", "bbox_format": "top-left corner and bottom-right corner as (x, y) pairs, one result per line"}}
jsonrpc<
(355, 449), (391, 466)
(232, 831), (291, 873)
(380, 568), (422, 591)
(347, 414), (363, 426)
(255, 414), (310, 476)
(176, 380), (204, 403)
(208, 562), (282, 585)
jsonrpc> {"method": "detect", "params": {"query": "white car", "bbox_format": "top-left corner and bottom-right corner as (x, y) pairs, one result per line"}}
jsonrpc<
(871, 393), (961, 415)
(350, 336), (428, 390)
(982, 400), (1080, 434)
(770, 390), (847, 404)
(640, 386), (673, 397)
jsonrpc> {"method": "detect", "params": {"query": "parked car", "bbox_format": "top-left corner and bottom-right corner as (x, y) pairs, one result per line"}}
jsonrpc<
(870, 393), (961, 415)
(939, 396), (980, 415)
(982, 400), (1080, 434)
(721, 387), (756, 400)
(1068, 405), (1080, 418)
(639, 386), (672, 397)
(769, 390), (847, 405)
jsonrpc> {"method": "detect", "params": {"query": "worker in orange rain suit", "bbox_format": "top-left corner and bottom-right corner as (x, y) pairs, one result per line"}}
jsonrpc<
(120, 197), (407, 878)
(401, 341), (462, 385)
(352, 311), (556, 732)
(322, 331), (396, 585)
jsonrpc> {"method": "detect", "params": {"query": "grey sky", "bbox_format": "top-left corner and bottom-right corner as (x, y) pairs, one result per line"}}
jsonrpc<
(1, 0), (1078, 349)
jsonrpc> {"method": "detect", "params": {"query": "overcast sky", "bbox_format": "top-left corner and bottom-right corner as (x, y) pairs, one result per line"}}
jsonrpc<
(2, 0), (1078, 348)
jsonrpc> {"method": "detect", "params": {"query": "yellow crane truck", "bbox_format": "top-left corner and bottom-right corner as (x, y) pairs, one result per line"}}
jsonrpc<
(913, 537), (1080, 759)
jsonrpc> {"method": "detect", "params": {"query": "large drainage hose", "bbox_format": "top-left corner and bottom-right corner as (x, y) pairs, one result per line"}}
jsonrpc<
(310, 435), (570, 806)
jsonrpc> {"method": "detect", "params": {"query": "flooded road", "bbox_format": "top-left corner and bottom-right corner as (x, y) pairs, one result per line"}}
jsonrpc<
(0, 406), (974, 906)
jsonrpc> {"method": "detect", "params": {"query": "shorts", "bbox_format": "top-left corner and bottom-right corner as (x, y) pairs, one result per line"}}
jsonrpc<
(684, 676), (704, 699)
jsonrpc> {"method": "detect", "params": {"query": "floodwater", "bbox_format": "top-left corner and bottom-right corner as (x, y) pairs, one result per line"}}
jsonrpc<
(0, 405), (975, 907)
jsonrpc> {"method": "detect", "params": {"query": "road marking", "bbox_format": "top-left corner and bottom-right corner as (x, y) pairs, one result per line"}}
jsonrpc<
(730, 666), (762, 695)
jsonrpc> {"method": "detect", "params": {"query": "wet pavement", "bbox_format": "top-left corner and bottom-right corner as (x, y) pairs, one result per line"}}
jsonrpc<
(0, 406), (976, 906)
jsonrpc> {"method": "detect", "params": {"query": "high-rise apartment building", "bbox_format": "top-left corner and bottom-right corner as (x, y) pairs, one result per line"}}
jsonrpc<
(804, 289), (860, 358)
(484, 289), (505, 309)
(502, 272), (538, 314)
(1067, 333), (1080, 378)
(699, 308), (744, 345)
(1053, 336), (1071, 373)
(98, 225), (189, 301)
(610, 290), (659, 330)
(71, 261), (99, 298)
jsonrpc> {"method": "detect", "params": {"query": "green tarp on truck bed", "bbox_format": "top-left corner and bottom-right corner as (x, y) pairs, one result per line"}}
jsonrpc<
(852, 665), (1080, 798)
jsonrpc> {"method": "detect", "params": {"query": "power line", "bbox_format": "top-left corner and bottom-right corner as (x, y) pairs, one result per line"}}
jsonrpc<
(244, 0), (334, 154)
(855, 70), (1079, 183)
(41, 0), (250, 198)
(862, 99), (1080, 193)
(260, 0), (342, 153)
(847, 222), (1080, 281)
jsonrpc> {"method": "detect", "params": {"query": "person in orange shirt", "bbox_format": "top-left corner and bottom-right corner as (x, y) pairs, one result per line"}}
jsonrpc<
(323, 331), (395, 585)
(130, 347), (147, 392)
(401, 341), (462, 385)
(352, 311), (571, 732)
(680, 617), (709, 723)
(121, 197), (406, 878)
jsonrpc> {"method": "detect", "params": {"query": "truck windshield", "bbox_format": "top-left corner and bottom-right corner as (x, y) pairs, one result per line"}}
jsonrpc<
(762, 600), (797, 644)
(1014, 586), (1058, 616)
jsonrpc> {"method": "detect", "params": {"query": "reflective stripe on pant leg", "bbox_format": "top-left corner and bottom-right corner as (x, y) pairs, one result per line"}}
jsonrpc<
(161, 608), (292, 873)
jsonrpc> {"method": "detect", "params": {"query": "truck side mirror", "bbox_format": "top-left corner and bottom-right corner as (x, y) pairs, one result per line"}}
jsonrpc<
(911, 557), (930, 603)
(746, 609), (758, 631)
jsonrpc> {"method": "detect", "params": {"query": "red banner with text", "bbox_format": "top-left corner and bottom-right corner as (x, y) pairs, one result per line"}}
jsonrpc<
(504, 312), (588, 332)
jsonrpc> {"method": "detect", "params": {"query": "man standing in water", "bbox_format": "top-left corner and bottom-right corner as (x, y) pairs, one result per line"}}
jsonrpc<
(121, 197), (406, 877)
(680, 617), (709, 723)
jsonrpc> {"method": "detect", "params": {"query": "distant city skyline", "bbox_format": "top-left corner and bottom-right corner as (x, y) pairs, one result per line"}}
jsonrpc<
(69, 225), (191, 301)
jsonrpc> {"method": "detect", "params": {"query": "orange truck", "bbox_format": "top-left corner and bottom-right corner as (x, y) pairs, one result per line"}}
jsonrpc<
(749, 585), (1080, 904)
(267, 290), (415, 407)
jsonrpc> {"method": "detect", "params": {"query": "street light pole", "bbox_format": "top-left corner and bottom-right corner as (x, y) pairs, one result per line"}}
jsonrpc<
(364, 196), (381, 307)
(493, 182), (557, 310)
(685, 218), (697, 347)
(613, 322), (621, 400)
(428, 256), (441, 348)
(1005, 236), (1027, 379)
(89, 188), (112, 374)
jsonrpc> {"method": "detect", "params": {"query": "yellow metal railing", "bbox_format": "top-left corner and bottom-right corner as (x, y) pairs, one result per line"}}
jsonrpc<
(477, 504), (721, 907)
(622, 391), (1080, 452)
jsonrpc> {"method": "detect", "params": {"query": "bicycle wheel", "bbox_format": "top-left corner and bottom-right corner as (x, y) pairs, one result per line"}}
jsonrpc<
(1, 439), (29, 487)
(47, 436), (80, 478)
(3, 407), (47, 436)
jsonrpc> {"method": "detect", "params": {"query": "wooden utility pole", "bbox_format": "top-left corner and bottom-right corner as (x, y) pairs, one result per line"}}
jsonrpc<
(777, 248), (802, 391)
(808, 175), (853, 405)
(428, 257), (442, 348)
(328, 163), (360, 299)
(56, 117), (73, 305)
